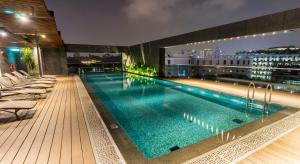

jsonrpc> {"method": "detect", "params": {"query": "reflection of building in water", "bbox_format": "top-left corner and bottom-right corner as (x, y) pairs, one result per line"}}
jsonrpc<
(164, 46), (300, 83)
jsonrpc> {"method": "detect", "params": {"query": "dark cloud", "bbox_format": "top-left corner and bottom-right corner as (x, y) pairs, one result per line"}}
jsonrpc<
(123, 0), (247, 23)
(45, 0), (300, 45)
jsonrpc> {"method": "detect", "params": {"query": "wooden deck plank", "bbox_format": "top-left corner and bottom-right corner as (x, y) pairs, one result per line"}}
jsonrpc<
(0, 77), (97, 164)
(0, 119), (30, 160)
(70, 80), (84, 164)
(11, 80), (62, 164)
(240, 127), (300, 163)
(35, 77), (67, 164)
(74, 80), (96, 164)
(60, 77), (72, 164)
(0, 122), (14, 137)
(24, 81), (64, 163)
(24, 79), (65, 164)
(0, 100), (47, 163)
(0, 121), (21, 148)
(47, 77), (69, 164)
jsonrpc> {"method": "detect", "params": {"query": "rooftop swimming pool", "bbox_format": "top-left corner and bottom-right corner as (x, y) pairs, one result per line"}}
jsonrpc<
(83, 72), (282, 160)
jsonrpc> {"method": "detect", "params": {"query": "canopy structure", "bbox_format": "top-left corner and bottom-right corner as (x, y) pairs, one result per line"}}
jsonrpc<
(0, 0), (63, 48)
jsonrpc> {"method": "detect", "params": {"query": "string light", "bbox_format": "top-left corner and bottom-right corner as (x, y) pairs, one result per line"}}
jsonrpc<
(184, 30), (290, 46)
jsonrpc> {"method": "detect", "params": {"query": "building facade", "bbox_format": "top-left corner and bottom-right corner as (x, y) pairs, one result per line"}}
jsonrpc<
(164, 47), (300, 83)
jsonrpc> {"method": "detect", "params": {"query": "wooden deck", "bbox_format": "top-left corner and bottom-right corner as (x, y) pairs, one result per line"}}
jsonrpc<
(0, 76), (96, 164)
(239, 127), (300, 164)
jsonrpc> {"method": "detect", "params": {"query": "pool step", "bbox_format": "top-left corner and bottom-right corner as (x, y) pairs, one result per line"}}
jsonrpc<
(249, 103), (264, 110)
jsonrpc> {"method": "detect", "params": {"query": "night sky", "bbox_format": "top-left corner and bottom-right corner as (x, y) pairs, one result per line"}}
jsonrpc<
(45, 0), (300, 46)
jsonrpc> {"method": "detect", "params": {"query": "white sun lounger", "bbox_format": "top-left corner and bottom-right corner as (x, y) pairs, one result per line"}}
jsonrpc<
(0, 100), (37, 119)
(12, 71), (55, 84)
(3, 73), (53, 89)
(0, 78), (47, 99)
(19, 70), (56, 80)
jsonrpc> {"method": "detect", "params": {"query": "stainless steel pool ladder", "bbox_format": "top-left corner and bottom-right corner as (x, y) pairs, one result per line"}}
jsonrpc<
(246, 82), (256, 110)
(263, 83), (273, 112)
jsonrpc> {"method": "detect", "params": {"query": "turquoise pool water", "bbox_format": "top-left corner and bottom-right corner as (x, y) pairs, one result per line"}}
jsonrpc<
(83, 72), (282, 159)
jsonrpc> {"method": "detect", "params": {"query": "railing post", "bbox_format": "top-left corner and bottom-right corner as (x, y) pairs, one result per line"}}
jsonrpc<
(246, 82), (256, 110)
(264, 84), (272, 112)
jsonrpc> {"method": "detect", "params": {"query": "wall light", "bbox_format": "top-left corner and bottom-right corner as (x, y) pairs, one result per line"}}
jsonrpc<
(284, 30), (288, 33)
(41, 34), (46, 38)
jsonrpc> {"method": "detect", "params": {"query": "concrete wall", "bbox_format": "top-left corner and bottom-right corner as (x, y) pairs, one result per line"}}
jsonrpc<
(41, 47), (68, 75)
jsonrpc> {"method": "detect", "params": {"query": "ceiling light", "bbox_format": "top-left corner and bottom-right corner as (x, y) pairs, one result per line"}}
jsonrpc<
(16, 13), (29, 23)
(3, 9), (14, 14)
(41, 34), (46, 38)
(20, 16), (29, 22)
(0, 31), (7, 37)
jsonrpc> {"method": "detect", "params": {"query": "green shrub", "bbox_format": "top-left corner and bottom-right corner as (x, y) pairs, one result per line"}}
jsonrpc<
(126, 63), (158, 77)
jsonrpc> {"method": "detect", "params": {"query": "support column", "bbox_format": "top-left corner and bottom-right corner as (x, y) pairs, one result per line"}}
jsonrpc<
(35, 32), (43, 76)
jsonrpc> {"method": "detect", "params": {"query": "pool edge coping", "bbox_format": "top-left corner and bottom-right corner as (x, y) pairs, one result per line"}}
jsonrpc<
(184, 109), (300, 163)
(74, 75), (126, 164)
